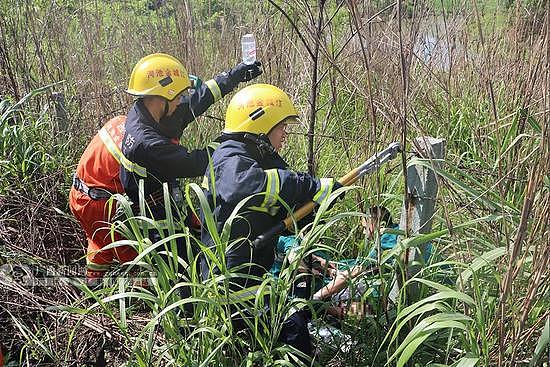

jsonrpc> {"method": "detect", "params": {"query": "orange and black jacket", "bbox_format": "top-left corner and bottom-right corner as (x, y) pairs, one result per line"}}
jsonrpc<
(120, 73), (237, 220)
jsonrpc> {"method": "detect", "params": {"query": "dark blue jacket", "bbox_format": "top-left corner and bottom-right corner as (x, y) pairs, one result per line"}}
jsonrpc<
(201, 138), (327, 286)
(120, 74), (236, 220)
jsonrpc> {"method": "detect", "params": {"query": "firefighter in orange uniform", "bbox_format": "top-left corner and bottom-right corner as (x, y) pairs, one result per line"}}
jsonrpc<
(69, 115), (131, 281)
(69, 53), (262, 284)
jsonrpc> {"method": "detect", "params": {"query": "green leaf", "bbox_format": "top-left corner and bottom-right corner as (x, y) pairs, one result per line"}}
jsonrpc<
(3, 82), (66, 122)
(397, 333), (430, 367)
(397, 290), (475, 321)
(530, 316), (549, 366)
(186, 182), (220, 243)
(89, 291), (159, 310)
(401, 229), (449, 248)
(454, 356), (479, 367)
(7, 309), (56, 360)
(493, 133), (533, 171)
(457, 247), (507, 287)
(527, 114), (541, 133)
(408, 157), (519, 214)
(381, 215), (502, 265)
(388, 314), (470, 366)
(387, 302), (448, 347)
(199, 335), (232, 367)
(408, 278), (456, 293)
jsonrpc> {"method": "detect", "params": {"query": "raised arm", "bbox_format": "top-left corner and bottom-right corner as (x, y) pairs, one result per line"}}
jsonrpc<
(167, 62), (263, 126)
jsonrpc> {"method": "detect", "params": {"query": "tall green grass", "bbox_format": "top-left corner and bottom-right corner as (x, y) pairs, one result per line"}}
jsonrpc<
(47, 163), (529, 366)
(1, 0), (548, 365)
(1, 87), (547, 365)
(0, 82), (71, 194)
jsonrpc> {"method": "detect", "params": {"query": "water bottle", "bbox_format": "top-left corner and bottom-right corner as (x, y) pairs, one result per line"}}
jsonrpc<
(241, 34), (256, 65)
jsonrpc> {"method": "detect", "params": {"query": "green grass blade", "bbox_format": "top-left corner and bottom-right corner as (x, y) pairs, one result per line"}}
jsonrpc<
(530, 316), (549, 367)
(454, 356), (480, 367)
(397, 333), (431, 367)
(457, 247), (506, 287)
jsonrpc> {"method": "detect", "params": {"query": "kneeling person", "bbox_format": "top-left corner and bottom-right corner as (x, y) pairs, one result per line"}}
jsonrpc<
(201, 84), (340, 357)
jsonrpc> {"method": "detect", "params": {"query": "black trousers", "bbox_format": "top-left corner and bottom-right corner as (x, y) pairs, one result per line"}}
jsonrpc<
(278, 309), (313, 357)
(230, 302), (312, 358)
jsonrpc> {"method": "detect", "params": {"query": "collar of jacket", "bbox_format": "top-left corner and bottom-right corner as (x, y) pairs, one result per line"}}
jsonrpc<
(133, 99), (157, 128)
(134, 99), (185, 140)
(219, 136), (289, 170)
(219, 132), (272, 160)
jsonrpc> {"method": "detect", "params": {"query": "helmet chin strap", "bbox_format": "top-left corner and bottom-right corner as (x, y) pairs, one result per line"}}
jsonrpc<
(247, 133), (276, 158)
(161, 99), (169, 120)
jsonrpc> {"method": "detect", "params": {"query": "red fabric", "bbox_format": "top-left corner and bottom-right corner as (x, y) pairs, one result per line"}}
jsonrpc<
(75, 116), (126, 193)
(69, 116), (137, 274)
(188, 211), (202, 230)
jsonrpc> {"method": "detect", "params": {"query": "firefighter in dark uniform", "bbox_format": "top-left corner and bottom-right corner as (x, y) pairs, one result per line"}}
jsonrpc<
(200, 83), (340, 357)
(120, 53), (262, 233)
(69, 54), (261, 284)
(70, 53), (261, 283)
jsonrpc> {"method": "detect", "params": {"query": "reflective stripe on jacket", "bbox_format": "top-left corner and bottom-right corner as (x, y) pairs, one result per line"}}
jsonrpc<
(75, 116), (127, 194)
(121, 75), (235, 220)
(200, 139), (327, 285)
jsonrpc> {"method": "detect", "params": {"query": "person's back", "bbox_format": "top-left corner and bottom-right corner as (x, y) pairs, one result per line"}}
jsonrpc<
(120, 54), (263, 221)
(200, 85), (339, 286)
(200, 83), (341, 358)
(74, 116), (126, 193)
(119, 99), (206, 220)
(202, 137), (302, 277)
(69, 115), (136, 281)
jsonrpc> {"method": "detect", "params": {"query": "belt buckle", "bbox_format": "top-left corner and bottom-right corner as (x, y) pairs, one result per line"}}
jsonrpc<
(89, 188), (110, 200)
(88, 188), (100, 200)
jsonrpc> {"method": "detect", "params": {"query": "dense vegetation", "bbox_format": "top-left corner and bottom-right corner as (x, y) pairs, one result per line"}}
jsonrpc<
(0, 0), (548, 366)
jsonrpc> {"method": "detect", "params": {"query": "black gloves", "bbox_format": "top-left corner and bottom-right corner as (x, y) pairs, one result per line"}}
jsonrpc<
(215, 61), (263, 96)
(319, 180), (345, 212)
(333, 181), (346, 198)
(228, 61), (263, 84)
(329, 181), (346, 208)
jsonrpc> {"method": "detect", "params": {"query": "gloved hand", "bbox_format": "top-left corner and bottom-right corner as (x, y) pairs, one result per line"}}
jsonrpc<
(228, 61), (263, 84)
(330, 180), (346, 207)
(313, 178), (346, 213)
(333, 181), (344, 196)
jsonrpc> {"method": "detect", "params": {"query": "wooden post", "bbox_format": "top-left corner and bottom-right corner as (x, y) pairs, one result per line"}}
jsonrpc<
(51, 92), (68, 133)
(389, 136), (446, 302)
(401, 136), (446, 253)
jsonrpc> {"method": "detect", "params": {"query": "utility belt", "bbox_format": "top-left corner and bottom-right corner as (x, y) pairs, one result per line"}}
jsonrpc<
(72, 174), (113, 200)
(73, 173), (183, 212)
(127, 183), (191, 232)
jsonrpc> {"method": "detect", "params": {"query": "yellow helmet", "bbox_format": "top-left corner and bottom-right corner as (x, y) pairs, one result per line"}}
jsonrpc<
(224, 84), (298, 135)
(126, 53), (191, 101)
